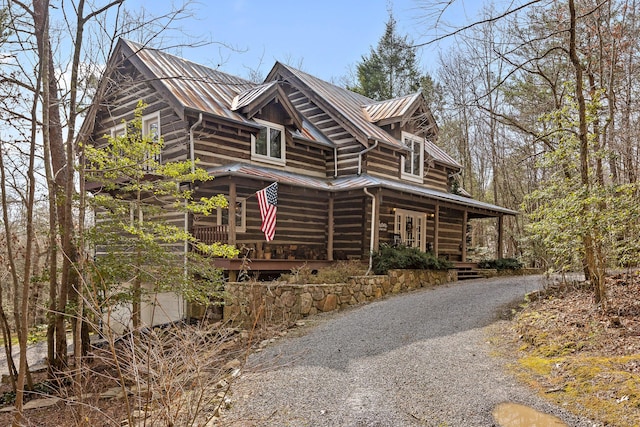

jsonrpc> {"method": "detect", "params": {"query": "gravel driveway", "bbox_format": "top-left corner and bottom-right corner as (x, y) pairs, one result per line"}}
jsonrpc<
(222, 275), (599, 427)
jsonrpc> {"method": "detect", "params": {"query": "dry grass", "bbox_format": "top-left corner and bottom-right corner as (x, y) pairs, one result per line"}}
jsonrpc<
(0, 320), (290, 426)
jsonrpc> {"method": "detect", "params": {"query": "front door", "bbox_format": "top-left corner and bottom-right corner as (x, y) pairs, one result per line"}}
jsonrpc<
(395, 209), (427, 251)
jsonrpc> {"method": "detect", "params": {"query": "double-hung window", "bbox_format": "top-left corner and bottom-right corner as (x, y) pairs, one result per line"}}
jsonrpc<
(401, 132), (424, 183)
(251, 119), (285, 165)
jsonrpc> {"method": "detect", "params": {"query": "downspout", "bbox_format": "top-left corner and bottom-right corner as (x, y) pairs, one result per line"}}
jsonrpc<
(185, 113), (203, 318)
(358, 140), (379, 175)
(189, 113), (203, 174)
(333, 147), (338, 178)
(363, 187), (376, 275)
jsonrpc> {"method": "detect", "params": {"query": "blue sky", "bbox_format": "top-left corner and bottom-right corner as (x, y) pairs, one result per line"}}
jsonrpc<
(129, 0), (485, 83)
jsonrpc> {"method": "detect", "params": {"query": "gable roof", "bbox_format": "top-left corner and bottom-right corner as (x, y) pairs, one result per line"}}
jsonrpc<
(231, 81), (303, 131)
(363, 92), (422, 125)
(117, 39), (255, 124)
(264, 63), (459, 169)
(265, 62), (403, 148)
(105, 39), (327, 147)
(103, 39), (458, 166)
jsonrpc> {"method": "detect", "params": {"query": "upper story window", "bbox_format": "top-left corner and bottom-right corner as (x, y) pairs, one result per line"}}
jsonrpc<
(251, 119), (286, 166)
(143, 112), (160, 144)
(110, 111), (161, 141)
(109, 111), (162, 169)
(401, 132), (424, 183)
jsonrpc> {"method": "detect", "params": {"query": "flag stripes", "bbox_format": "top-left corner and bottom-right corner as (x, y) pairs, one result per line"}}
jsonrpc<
(256, 182), (278, 241)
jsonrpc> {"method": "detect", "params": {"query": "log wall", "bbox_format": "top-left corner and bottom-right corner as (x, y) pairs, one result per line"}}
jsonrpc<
(92, 64), (187, 164)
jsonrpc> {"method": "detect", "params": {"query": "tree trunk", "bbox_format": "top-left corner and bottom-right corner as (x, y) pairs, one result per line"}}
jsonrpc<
(568, 0), (607, 309)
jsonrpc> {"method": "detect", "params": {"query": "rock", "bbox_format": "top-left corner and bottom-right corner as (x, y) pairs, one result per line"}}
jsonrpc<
(300, 292), (313, 315)
(321, 294), (338, 312)
(281, 290), (296, 308)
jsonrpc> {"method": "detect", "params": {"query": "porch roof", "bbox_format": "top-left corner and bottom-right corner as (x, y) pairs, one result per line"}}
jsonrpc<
(207, 163), (518, 217)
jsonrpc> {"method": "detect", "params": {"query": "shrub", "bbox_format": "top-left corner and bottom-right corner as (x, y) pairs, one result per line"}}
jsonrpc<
(372, 245), (453, 275)
(478, 258), (523, 270)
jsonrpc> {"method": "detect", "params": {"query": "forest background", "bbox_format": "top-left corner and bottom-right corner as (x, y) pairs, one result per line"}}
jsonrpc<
(0, 0), (639, 425)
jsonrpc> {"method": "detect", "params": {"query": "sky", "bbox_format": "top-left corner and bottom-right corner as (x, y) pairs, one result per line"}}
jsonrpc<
(127, 0), (486, 83)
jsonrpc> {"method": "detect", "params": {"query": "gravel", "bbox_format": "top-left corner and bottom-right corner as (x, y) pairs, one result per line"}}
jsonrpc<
(221, 275), (600, 427)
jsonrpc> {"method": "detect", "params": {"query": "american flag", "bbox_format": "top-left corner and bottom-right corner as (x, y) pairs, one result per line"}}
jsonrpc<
(256, 182), (278, 241)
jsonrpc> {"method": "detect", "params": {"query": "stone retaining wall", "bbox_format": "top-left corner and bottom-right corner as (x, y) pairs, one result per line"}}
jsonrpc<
(223, 269), (457, 326)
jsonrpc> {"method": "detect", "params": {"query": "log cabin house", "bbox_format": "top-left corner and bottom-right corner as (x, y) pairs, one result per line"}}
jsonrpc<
(88, 38), (516, 288)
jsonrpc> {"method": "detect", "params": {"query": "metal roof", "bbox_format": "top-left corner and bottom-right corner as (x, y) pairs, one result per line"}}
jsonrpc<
(268, 64), (460, 169)
(274, 64), (402, 147)
(120, 41), (458, 168)
(231, 82), (279, 111)
(424, 139), (461, 169)
(122, 39), (256, 124)
(363, 92), (422, 123)
(331, 174), (518, 215)
(208, 163), (517, 216)
(121, 40), (332, 150)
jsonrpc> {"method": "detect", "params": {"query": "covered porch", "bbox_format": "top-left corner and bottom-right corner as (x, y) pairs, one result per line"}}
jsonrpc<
(191, 165), (517, 279)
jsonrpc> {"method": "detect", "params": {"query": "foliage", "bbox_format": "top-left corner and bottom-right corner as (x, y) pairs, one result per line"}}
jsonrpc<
(348, 13), (437, 102)
(82, 101), (238, 323)
(521, 90), (637, 277)
(478, 258), (523, 270)
(371, 244), (453, 275)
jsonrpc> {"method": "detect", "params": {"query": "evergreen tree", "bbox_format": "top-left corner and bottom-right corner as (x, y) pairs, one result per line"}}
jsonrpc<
(349, 13), (434, 102)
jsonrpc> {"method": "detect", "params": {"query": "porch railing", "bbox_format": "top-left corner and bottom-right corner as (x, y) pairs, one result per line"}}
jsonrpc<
(194, 225), (229, 245)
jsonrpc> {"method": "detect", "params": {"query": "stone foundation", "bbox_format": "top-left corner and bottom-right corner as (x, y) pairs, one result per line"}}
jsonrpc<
(223, 269), (457, 326)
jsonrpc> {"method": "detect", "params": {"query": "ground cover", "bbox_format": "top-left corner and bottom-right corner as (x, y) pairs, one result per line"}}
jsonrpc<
(494, 272), (640, 426)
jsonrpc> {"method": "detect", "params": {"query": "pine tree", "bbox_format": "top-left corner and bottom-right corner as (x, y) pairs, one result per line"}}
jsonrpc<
(350, 13), (434, 102)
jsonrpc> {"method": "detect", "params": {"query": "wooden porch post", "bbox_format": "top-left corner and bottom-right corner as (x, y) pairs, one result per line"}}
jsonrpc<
(327, 194), (334, 261)
(497, 214), (504, 259)
(461, 210), (468, 262)
(433, 203), (440, 257)
(228, 180), (237, 246)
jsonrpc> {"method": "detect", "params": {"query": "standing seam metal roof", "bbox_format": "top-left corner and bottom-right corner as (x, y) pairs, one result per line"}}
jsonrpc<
(122, 39), (255, 124)
(273, 64), (460, 169)
(207, 163), (516, 216)
(362, 92), (422, 123)
(121, 40), (459, 168)
(276, 64), (402, 147)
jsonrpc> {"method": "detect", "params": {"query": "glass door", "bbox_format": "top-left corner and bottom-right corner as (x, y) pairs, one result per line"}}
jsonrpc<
(394, 209), (427, 251)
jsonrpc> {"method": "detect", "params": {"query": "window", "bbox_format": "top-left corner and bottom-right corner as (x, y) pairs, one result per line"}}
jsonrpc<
(401, 132), (424, 183)
(109, 111), (162, 169)
(217, 198), (246, 233)
(394, 208), (427, 251)
(143, 113), (160, 144)
(251, 119), (286, 165)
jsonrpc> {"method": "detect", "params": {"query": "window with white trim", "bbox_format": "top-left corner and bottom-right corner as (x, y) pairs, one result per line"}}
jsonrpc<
(400, 132), (424, 183)
(251, 119), (286, 165)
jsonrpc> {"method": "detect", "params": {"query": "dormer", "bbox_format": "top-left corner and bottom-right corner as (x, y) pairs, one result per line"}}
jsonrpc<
(362, 91), (437, 138)
(232, 81), (303, 166)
